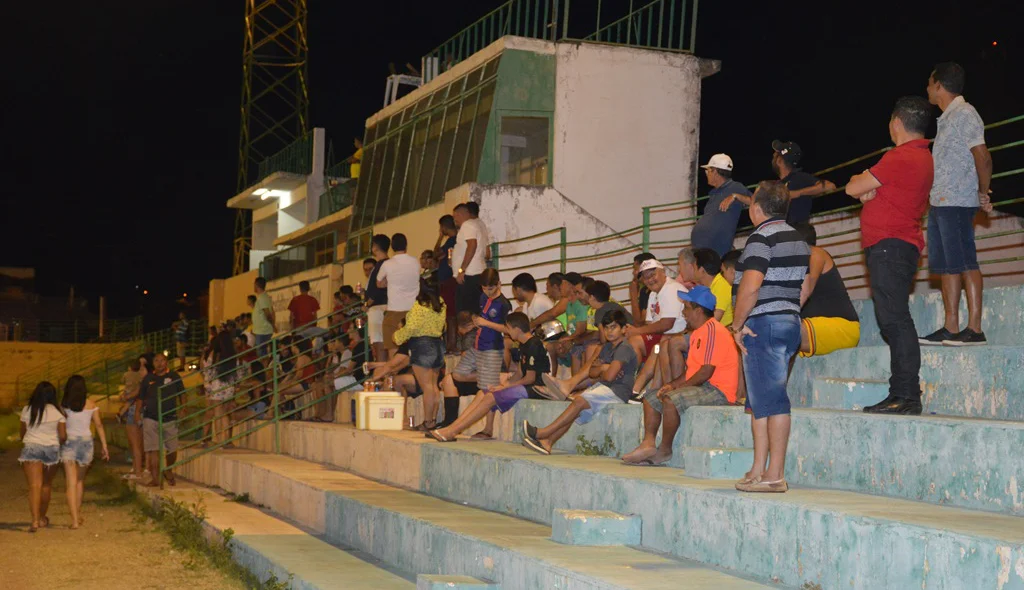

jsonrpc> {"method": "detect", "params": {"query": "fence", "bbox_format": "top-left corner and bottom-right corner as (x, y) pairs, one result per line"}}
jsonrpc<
(257, 133), (313, 179)
(1, 316), (142, 343)
(489, 113), (1024, 302)
(156, 303), (370, 481)
(421, 0), (699, 82)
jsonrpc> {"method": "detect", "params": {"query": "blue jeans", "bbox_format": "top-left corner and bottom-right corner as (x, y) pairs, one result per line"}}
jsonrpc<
(742, 314), (801, 419)
(865, 239), (922, 401)
(927, 206), (979, 274)
(254, 333), (272, 358)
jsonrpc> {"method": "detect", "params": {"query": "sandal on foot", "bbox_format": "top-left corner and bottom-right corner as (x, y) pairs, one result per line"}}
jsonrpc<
(470, 431), (493, 440)
(738, 478), (788, 493)
(427, 430), (456, 443)
(522, 435), (550, 455)
(540, 374), (568, 401)
(736, 472), (758, 486)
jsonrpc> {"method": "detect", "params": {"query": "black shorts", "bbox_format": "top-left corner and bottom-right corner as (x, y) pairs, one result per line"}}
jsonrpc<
(456, 274), (483, 313)
(454, 378), (479, 397)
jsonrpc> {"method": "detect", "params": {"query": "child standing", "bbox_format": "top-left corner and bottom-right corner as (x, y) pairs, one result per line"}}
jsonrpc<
(455, 269), (511, 438)
(19, 381), (66, 532)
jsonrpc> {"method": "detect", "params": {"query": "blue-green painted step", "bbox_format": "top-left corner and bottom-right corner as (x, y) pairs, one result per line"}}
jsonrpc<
(812, 378), (888, 410)
(790, 345), (1024, 420)
(678, 446), (754, 479)
(419, 441), (1024, 590)
(416, 575), (499, 590)
(551, 509), (641, 546)
(511, 400), (643, 457)
(853, 284), (1024, 347)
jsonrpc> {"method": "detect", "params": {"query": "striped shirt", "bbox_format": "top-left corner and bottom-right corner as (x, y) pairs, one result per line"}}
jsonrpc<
(734, 218), (809, 318)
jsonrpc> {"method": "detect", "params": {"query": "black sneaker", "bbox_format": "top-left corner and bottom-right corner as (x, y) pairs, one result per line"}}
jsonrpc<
(863, 396), (922, 415)
(627, 392), (644, 405)
(919, 327), (956, 346)
(941, 328), (987, 347)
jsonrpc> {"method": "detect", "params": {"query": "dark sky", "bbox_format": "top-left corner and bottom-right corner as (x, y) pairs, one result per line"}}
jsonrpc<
(4, 0), (1020, 326)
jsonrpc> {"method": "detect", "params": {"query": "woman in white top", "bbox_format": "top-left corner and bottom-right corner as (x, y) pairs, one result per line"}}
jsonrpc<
(19, 381), (67, 532)
(61, 375), (109, 529)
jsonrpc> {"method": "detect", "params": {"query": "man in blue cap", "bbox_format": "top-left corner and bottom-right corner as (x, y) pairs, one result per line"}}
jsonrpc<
(621, 285), (739, 466)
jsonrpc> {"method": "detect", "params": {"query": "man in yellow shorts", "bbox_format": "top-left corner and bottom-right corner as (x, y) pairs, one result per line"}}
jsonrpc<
(794, 223), (860, 356)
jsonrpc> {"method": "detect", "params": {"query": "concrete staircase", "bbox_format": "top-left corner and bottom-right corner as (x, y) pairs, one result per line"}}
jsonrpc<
(161, 282), (1024, 589)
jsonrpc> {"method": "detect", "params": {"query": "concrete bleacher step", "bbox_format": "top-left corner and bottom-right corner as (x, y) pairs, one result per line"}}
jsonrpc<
(811, 377), (889, 410)
(229, 421), (1024, 589)
(417, 575), (499, 590)
(676, 446), (754, 479)
(853, 284), (1024, 347)
(551, 509), (641, 546)
(138, 482), (414, 589)
(177, 449), (777, 589)
(419, 439), (1024, 590)
(681, 405), (1024, 516)
(790, 344), (1024, 420)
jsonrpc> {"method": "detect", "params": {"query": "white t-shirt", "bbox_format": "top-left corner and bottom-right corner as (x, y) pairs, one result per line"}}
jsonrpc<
(20, 405), (65, 446)
(522, 293), (555, 321)
(647, 277), (687, 334)
(377, 253), (421, 312)
(453, 218), (490, 276)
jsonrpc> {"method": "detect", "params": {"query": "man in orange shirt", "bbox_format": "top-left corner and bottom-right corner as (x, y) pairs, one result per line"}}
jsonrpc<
(622, 285), (738, 466)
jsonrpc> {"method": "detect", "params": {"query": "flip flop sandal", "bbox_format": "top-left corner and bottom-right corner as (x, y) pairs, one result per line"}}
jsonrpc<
(522, 435), (550, 455)
(427, 430), (456, 443)
(470, 431), (493, 440)
(523, 420), (538, 441)
(540, 374), (568, 401)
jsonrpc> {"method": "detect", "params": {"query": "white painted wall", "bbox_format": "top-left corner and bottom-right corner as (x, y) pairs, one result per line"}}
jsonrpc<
(266, 264), (343, 332)
(553, 43), (709, 234)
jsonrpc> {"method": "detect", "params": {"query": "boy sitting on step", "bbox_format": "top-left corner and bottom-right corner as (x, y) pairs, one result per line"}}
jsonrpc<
(427, 312), (550, 442)
(522, 310), (638, 455)
(621, 286), (738, 466)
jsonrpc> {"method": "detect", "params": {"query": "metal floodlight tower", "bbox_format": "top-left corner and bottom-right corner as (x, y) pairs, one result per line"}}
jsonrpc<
(235, 0), (310, 275)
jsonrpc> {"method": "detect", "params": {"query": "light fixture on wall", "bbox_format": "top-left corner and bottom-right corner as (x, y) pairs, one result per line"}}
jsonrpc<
(253, 188), (290, 200)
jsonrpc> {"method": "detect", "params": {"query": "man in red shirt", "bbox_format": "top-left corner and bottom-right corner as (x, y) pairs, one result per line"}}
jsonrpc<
(287, 280), (321, 330)
(844, 96), (934, 416)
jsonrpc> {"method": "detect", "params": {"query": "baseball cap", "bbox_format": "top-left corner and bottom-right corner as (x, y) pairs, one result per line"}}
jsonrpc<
(700, 153), (733, 171)
(638, 259), (665, 274)
(771, 140), (802, 166)
(677, 285), (717, 311)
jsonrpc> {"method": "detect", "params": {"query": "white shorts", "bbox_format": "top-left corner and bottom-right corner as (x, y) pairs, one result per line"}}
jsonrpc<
(367, 305), (386, 344)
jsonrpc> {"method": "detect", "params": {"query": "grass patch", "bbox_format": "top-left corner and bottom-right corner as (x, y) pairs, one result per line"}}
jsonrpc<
(575, 434), (616, 456)
(226, 492), (251, 504)
(135, 488), (293, 589)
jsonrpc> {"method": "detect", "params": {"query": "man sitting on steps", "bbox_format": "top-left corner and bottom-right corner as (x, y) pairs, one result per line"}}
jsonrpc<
(622, 286), (739, 466)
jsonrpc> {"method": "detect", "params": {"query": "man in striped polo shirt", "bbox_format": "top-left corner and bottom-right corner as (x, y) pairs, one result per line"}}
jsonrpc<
(730, 181), (810, 494)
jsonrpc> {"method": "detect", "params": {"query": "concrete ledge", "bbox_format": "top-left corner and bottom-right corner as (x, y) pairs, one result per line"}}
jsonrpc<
(137, 481), (413, 589)
(419, 442), (1024, 590)
(812, 378), (888, 410)
(416, 575), (499, 590)
(551, 509), (641, 546)
(679, 447), (753, 479)
(500, 400), (644, 457)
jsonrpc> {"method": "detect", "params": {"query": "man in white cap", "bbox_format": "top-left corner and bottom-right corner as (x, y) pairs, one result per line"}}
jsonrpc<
(691, 154), (751, 256)
(624, 259), (688, 399)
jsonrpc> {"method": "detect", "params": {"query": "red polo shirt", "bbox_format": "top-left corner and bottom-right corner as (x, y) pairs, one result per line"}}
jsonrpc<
(860, 138), (933, 250)
(288, 293), (320, 327)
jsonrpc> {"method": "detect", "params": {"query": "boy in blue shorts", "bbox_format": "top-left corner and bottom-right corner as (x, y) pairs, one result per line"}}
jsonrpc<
(428, 312), (550, 442)
(522, 310), (637, 455)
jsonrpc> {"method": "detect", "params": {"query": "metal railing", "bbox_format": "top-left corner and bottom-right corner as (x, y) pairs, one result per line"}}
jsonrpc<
(489, 113), (1024, 300)
(421, 0), (699, 83)
(260, 232), (338, 281)
(319, 177), (354, 220)
(1, 316), (142, 343)
(156, 303), (371, 481)
(257, 133), (313, 180)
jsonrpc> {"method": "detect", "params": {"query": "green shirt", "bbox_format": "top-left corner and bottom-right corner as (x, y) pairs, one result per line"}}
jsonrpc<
(252, 292), (274, 335)
(565, 300), (590, 336)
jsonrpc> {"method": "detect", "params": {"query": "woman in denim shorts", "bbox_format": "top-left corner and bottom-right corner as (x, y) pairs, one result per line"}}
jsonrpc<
(393, 278), (447, 430)
(19, 381), (67, 532)
(61, 375), (110, 528)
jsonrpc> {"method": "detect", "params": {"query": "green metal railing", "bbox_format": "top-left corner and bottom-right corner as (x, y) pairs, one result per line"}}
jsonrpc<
(257, 133), (313, 179)
(156, 303), (371, 482)
(260, 231), (338, 281)
(140, 319), (211, 361)
(2, 316), (142, 343)
(489, 113), (1024, 299)
(319, 180), (354, 220)
(421, 0), (699, 82)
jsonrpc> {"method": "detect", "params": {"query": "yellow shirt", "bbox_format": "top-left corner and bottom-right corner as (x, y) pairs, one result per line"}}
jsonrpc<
(392, 301), (446, 344)
(710, 273), (734, 327)
(350, 147), (363, 179)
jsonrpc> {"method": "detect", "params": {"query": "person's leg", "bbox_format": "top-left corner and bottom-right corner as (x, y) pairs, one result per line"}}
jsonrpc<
(764, 414), (792, 482)
(22, 461), (42, 529)
(799, 319), (812, 355)
(665, 334), (688, 382)
(631, 348), (659, 395)
(40, 464), (57, 524)
(658, 401), (681, 455)
(964, 269), (983, 332)
(535, 396), (591, 450)
(749, 416), (769, 479)
(939, 273), (962, 333)
(412, 366), (439, 426)
(622, 397), (662, 463)
(866, 241), (922, 402)
(77, 463), (89, 524)
(435, 392), (497, 439)
(127, 424), (144, 477)
(64, 460), (79, 529)
(959, 207), (983, 334)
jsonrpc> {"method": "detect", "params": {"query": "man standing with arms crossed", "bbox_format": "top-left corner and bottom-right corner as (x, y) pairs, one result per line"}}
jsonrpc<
(919, 62), (993, 346)
(845, 96), (934, 415)
(452, 202), (491, 312)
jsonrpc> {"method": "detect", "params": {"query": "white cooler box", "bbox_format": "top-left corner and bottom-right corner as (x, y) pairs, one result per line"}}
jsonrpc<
(355, 391), (405, 431)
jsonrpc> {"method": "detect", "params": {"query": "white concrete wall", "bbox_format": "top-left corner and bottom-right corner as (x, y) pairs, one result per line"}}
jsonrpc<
(266, 264), (343, 332)
(553, 43), (708, 234)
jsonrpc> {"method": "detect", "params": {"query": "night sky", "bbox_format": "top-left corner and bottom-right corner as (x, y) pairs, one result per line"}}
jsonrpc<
(4, 0), (1020, 328)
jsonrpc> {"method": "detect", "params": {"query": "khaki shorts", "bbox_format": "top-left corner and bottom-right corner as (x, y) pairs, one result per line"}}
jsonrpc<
(382, 310), (407, 348)
(142, 418), (179, 453)
(367, 305), (386, 344)
(175, 342), (187, 357)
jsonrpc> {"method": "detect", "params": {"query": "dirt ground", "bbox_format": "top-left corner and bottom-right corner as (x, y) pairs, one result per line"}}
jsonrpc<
(0, 420), (248, 590)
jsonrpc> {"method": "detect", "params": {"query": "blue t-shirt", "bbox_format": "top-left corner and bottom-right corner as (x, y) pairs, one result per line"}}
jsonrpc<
(475, 294), (511, 351)
(691, 180), (751, 257)
(436, 236), (457, 282)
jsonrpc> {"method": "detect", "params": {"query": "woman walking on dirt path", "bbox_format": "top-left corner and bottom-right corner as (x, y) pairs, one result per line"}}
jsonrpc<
(19, 381), (66, 532)
(61, 375), (109, 529)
